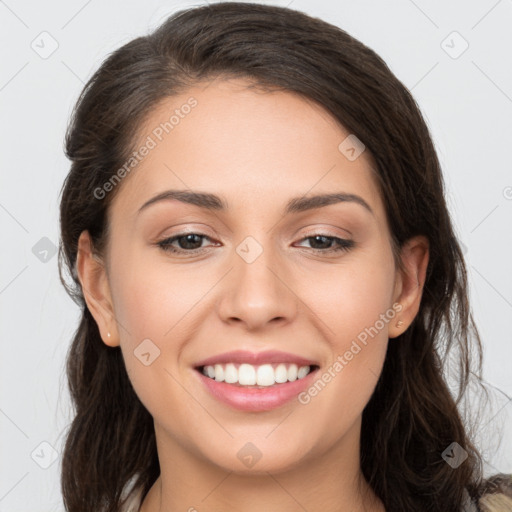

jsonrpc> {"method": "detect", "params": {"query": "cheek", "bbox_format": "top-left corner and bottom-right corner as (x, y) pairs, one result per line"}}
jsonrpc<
(302, 248), (396, 346)
(109, 246), (212, 344)
(294, 284), (393, 455)
(295, 246), (395, 420)
(107, 247), (230, 408)
(108, 252), (206, 426)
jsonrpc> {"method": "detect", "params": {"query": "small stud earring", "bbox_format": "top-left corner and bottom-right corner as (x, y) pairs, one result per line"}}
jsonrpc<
(107, 332), (111, 338)
(396, 320), (404, 328)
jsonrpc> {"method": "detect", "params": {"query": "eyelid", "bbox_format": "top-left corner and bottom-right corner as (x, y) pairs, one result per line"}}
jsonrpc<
(154, 223), (216, 240)
(296, 223), (353, 238)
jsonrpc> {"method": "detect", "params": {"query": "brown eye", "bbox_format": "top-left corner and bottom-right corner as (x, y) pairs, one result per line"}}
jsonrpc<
(296, 234), (355, 253)
(157, 233), (213, 253)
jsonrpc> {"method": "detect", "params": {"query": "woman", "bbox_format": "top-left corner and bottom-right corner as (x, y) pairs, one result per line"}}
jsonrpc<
(58, 2), (512, 511)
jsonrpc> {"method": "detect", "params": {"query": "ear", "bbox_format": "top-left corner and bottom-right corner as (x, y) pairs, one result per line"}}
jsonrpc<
(389, 235), (429, 339)
(76, 230), (120, 347)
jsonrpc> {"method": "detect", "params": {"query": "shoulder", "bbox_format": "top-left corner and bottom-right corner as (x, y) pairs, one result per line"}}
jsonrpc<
(475, 474), (512, 512)
(120, 476), (145, 512)
(120, 487), (144, 512)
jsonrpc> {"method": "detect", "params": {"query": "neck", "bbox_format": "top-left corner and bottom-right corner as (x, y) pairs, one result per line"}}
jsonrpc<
(140, 419), (384, 512)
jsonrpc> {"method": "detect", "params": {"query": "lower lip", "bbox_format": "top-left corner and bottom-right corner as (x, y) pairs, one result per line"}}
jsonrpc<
(195, 367), (319, 412)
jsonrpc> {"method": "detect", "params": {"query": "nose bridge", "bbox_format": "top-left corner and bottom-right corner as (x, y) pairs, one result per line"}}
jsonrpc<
(234, 233), (285, 302)
(217, 233), (297, 329)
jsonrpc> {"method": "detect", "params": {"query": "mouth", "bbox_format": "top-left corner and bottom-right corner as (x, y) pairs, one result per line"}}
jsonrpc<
(192, 350), (321, 411)
(193, 352), (321, 412)
(195, 362), (320, 388)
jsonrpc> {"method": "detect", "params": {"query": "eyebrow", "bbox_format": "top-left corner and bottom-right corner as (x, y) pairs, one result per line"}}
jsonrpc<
(137, 189), (374, 216)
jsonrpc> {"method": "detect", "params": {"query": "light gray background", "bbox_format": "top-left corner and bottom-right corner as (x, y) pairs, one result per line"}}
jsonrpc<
(1, 0), (511, 510)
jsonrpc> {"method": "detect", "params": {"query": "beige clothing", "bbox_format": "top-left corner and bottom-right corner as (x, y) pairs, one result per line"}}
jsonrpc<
(120, 479), (143, 512)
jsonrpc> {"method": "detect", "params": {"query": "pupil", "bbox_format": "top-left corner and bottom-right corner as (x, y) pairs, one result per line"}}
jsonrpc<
(312, 235), (330, 249)
(181, 234), (201, 249)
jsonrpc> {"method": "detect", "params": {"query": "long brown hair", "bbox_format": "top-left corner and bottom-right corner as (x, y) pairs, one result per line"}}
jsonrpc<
(58, 2), (505, 510)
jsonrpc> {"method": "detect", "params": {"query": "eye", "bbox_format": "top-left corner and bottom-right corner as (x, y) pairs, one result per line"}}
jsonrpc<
(156, 232), (355, 256)
(157, 233), (216, 254)
(295, 234), (355, 253)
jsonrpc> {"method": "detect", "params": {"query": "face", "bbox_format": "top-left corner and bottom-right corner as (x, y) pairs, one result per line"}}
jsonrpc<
(80, 77), (423, 477)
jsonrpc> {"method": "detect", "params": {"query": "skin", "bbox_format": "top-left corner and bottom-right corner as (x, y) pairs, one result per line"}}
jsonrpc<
(77, 77), (429, 512)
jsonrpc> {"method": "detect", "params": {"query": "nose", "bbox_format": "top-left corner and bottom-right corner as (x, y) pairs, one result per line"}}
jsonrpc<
(216, 239), (298, 332)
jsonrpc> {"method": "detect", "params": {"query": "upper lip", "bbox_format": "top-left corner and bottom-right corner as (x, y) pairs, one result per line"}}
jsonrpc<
(194, 350), (319, 368)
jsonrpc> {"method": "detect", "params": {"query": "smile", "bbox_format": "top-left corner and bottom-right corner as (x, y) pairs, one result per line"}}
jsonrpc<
(200, 362), (315, 387)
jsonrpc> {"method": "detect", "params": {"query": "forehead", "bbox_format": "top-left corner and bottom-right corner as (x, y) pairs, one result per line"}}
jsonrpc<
(110, 77), (385, 222)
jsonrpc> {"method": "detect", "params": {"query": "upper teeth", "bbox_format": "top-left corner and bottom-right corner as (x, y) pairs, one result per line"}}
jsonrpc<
(202, 363), (311, 386)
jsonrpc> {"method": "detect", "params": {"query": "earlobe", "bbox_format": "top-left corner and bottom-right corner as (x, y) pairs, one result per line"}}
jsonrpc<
(389, 235), (429, 339)
(76, 230), (120, 347)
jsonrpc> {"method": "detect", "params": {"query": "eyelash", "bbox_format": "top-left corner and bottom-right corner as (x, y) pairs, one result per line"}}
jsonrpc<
(156, 232), (355, 255)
